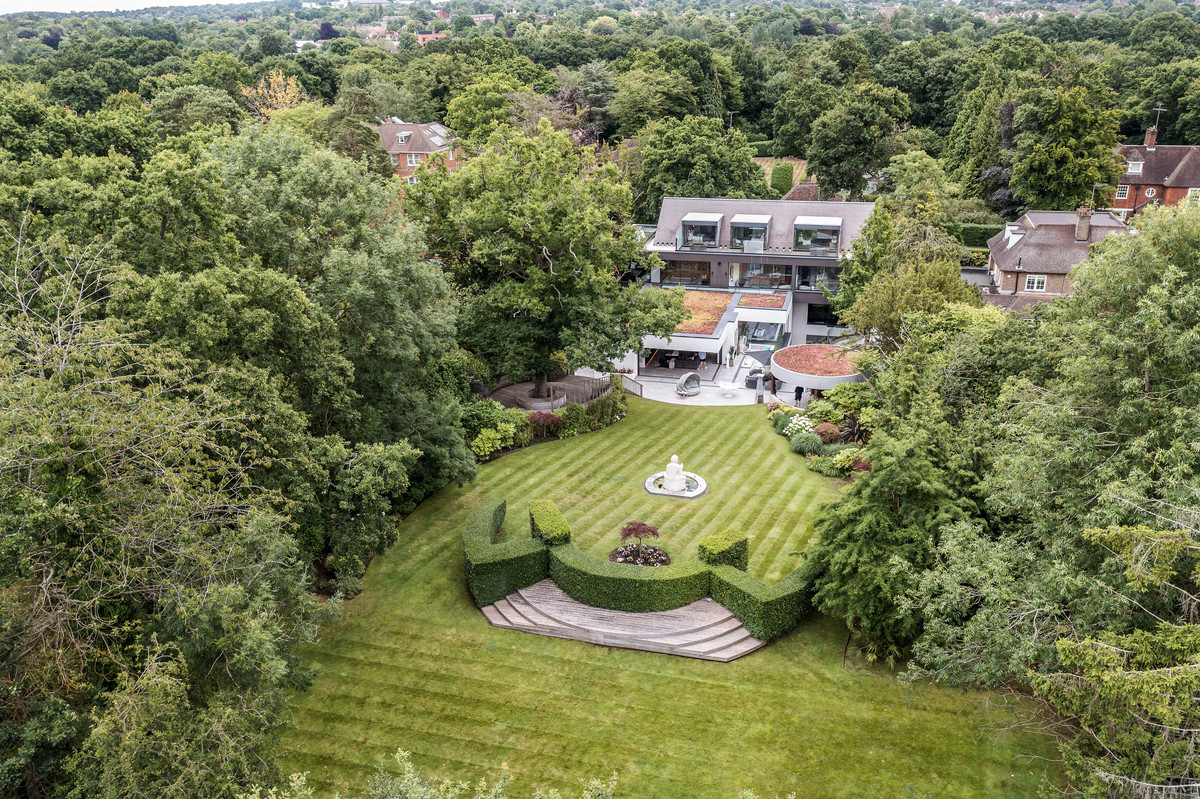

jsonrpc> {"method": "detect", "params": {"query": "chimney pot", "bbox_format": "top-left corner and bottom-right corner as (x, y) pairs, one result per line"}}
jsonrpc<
(1145, 126), (1158, 150)
(1075, 205), (1091, 242)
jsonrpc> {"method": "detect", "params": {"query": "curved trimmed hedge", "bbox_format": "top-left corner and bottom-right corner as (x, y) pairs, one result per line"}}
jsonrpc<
(461, 498), (814, 641)
(697, 530), (749, 571)
(549, 543), (710, 613)
(709, 565), (811, 641)
(529, 499), (571, 545)
(463, 499), (549, 606)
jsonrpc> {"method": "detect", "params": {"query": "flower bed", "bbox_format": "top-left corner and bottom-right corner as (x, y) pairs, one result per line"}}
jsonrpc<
(738, 293), (787, 309)
(609, 543), (671, 566)
(772, 344), (858, 376)
(670, 290), (733, 335)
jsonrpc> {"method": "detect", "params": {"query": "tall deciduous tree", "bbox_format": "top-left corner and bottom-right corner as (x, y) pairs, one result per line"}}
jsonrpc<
(623, 115), (771, 222)
(212, 126), (474, 509)
(0, 232), (324, 797)
(405, 122), (685, 396)
(806, 82), (911, 198)
(837, 215), (982, 350)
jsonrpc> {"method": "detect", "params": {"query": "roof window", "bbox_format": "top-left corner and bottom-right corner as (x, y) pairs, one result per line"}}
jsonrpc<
(1126, 161), (1142, 175)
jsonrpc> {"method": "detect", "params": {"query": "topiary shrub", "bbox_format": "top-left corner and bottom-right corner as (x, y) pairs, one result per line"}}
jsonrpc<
(790, 432), (823, 455)
(528, 499), (570, 545)
(813, 422), (842, 444)
(957, 222), (1004, 248)
(709, 565), (812, 641)
(462, 498), (549, 606)
(770, 162), (795, 197)
(549, 543), (710, 612)
(697, 530), (749, 571)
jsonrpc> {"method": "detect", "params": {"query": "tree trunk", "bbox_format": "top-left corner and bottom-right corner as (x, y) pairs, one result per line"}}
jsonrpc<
(533, 374), (549, 399)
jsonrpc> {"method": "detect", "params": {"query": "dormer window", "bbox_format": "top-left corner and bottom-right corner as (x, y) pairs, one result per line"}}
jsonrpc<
(730, 214), (770, 252)
(678, 212), (722, 249)
(793, 215), (842, 256)
(397, 132), (411, 145)
(1127, 161), (1143, 175)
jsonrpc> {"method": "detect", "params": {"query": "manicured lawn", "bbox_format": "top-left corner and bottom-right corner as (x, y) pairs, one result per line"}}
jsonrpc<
(276, 397), (1054, 797)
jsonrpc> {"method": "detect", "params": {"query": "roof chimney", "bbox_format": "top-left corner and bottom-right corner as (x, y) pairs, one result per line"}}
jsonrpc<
(1145, 125), (1158, 150)
(1075, 206), (1091, 242)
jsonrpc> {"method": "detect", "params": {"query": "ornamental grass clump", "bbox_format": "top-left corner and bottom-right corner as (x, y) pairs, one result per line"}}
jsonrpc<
(790, 432), (823, 455)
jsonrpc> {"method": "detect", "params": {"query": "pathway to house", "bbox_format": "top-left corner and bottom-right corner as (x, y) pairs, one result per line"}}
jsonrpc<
(481, 579), (766, 662)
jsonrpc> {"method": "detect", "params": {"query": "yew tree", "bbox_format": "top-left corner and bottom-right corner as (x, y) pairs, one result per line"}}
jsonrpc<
(405, 122), (684, 396)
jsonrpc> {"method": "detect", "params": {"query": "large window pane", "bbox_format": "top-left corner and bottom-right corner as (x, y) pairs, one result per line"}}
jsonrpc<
(660, 261), (711, 285)
(794, 227), (840, 255)
(731, 225), (766, 251)
(737, 263), (792, 288)
(681, 223), (718, 248)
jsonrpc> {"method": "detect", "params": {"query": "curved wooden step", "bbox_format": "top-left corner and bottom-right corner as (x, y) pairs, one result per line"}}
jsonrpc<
(481, 579), (765, 662)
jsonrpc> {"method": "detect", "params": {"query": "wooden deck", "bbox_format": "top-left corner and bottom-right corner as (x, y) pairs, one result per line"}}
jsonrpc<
(480, 580), (766, 662)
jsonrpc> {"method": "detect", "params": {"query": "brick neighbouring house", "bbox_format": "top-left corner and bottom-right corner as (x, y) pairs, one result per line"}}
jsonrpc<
(375, 119), (460, 183)
(984, 207), (1127, 312)
(1110, 126), (1200, 219)
(415, 30), (447, 45)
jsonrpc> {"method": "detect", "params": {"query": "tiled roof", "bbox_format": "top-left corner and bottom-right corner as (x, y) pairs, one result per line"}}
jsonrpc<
(1116, 144), (1200, 188)
(648, 197), (874, 256)
(780, 182), (837, 202)
(376, 121), (454, 155)
(983, 293), (1057, 313)
(987, 210), (1126, 275)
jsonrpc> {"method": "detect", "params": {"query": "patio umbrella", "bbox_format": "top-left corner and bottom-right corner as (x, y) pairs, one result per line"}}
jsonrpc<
(742, 350), (773, 365)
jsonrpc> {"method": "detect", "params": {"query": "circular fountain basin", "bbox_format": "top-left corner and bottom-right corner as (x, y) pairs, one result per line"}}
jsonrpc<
(643, 471), (708, 499)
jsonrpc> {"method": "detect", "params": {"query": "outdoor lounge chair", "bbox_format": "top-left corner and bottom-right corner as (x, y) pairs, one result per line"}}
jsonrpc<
(676, 372), (701, 397)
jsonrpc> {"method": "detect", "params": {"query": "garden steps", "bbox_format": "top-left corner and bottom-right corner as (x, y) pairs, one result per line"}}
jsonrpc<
(480, 579), (766, 662)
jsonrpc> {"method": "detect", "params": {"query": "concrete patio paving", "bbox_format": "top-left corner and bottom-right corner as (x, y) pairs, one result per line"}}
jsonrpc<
(579, 357), (792, 407)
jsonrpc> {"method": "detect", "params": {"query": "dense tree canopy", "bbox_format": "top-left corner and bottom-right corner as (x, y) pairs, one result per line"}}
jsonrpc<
(405, 122), (684, 394)
(624, 114), (770, 221)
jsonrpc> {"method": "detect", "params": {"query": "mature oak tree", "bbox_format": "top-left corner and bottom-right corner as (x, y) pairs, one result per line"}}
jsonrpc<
(405, 122), (684, 396)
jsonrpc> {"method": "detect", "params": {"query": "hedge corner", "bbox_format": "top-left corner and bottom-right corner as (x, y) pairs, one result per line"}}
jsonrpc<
(697, 530), (749, 571)
(529, 498), (571, 545)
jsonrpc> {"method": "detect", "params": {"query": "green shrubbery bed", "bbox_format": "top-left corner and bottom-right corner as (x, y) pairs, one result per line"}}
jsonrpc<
(462, 498), (814, 641)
